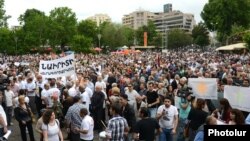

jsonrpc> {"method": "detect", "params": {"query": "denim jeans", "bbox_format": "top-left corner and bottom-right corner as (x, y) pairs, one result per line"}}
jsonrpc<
(148, 108), (157, 118)
(159, 128), (173, 141)
(177, 118), (186, 141)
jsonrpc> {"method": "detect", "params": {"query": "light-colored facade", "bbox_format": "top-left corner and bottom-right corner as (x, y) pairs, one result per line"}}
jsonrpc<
(122, 10), (158, 30)
(87, 14), (111, 27)
(154, 10), (195, 33)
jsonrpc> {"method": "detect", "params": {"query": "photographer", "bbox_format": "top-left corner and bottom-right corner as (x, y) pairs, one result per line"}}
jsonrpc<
(176, 90), (192, 141)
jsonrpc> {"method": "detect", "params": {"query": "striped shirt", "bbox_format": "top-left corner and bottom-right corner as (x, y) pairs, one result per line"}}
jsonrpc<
(65, 103), (86, 130)
(107, 115), (128, 141)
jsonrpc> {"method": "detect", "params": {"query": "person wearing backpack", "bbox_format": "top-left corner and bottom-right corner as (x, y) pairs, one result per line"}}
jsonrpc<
(42, 109), (63, 141)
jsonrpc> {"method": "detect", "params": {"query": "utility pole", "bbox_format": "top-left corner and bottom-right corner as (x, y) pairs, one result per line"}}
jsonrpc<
(165, 27), (168, 49)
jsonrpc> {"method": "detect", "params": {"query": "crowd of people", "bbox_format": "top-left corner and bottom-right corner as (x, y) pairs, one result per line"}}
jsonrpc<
(0, 48), (250, 141)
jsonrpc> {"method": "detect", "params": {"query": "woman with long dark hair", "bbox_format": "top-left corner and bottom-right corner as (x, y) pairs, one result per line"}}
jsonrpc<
(212, 98), (232, 124)
(229, 109), (245, 125)
(42, 109), (63, 141)
(187, 98), (208, 141)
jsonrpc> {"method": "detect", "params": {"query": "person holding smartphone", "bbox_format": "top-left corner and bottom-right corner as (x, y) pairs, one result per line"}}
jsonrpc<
(156, 96), (178, 141)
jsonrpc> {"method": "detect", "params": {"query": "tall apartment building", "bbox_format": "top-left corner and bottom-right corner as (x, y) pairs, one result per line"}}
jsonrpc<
(87, 14), (111, 27)
(154, 10), (195, 33)
(164, 3), (172, 13)
(122, 10), (157, 30)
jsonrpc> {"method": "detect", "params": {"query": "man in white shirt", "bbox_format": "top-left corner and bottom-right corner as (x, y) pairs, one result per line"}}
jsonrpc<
(25, 76), (37, 113)
(67, 81), (78, 97)
(95, 76), (106, 92)
(47, 86), (61, 108)
(4, 84), (15, 126)
(125, 84), (142, 113)
(79, 85), (90, 113)
(41, 83), (50, 108)
(75, 108), (94, 141)
(157, 96), (178, 141)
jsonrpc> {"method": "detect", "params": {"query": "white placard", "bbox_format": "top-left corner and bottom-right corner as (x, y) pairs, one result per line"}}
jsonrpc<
(39, 53), (75, 78)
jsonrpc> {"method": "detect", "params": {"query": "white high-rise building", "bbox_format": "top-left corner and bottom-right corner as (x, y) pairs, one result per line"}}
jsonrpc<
(154, 10), (196, 33)
(122, 10), (158, 30)
(87, 14), (111, 27)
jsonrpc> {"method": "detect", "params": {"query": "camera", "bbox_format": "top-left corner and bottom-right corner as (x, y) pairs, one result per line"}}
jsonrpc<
(177, 87), (193, 98)
(0, 78), (9, 91)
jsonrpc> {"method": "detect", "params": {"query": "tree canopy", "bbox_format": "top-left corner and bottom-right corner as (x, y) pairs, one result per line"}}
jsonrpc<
(201, 0), (250, 42)
(192, 22), (210, 47)
(0, 0), (10, 27)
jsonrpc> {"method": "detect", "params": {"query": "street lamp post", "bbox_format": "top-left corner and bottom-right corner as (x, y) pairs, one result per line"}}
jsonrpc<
(164, 27), (168, 49)
(97, 34), (102, 48)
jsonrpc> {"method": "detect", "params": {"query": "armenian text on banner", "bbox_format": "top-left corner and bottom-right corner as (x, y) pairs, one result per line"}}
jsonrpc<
(224, 86), (250, 112)
(39, 53), (75, 78)
(188, 78), (217, 99)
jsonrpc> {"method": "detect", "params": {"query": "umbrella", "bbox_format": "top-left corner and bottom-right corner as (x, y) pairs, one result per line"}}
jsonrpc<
(94, 47), (102, 51)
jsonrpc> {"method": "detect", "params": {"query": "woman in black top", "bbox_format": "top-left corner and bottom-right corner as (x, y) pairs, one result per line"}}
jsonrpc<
(14, 95), (35, 141)
(187, 98), (208, 141)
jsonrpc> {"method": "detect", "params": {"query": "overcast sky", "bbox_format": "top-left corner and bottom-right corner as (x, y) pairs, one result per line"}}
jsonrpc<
(4, 0), (208, 26)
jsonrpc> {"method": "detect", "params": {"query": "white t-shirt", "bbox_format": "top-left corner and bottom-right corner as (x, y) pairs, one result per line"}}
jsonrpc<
(14, 96), (29, 107)
(85, 87), (93, 104)
(48, 88), (61, 107)
(95, 81), (106, 91)
(80, 91), (90, 112)
(4, 90), (15, 107)
(80, 115), (94, 140)
(42, 120), (60, 141)
(25, 82), (36, 96)
(19, 80), (27, 90)
(68, 87), (78, 97)
(157, 105), (178, 129)
(41, 89), (50, 105)
(0, 105), (7, 128)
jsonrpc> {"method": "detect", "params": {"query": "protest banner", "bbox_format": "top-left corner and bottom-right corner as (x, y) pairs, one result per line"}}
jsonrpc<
(224, 86), (250, 112)
(39, 53), (75, 78)
(188, 78), (217, 99)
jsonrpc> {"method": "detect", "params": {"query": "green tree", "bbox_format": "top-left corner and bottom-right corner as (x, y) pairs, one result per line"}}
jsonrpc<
(118, 25), (134, 47)
(49, 7), (77, 49)
(77, 20), (97, 42)
(201, 0), (250, 42)
(168, 29), (192, 49)
(19, 9), (49, 48)
(100, 22), (134, 50)
(71, 35), (92, 53)
(192, 22), (210, 47)
(152, 33), (162, 48)
(136, 20), (157, 46)
(0, 0), (10, 27)
(101, 22), (116, 50)
(227, 24), (247, 44)
(0, 27), (14, 54)
(243, 32), (250, 50)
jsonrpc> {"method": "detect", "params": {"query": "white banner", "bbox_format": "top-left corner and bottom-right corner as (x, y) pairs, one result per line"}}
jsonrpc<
(188, 78), (217, 99)
(224, 86), (250, 112)
(39, 54), (75, 78)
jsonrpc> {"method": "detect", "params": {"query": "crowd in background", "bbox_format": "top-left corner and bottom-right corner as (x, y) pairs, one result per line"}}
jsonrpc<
(0, 48), (250, 141)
